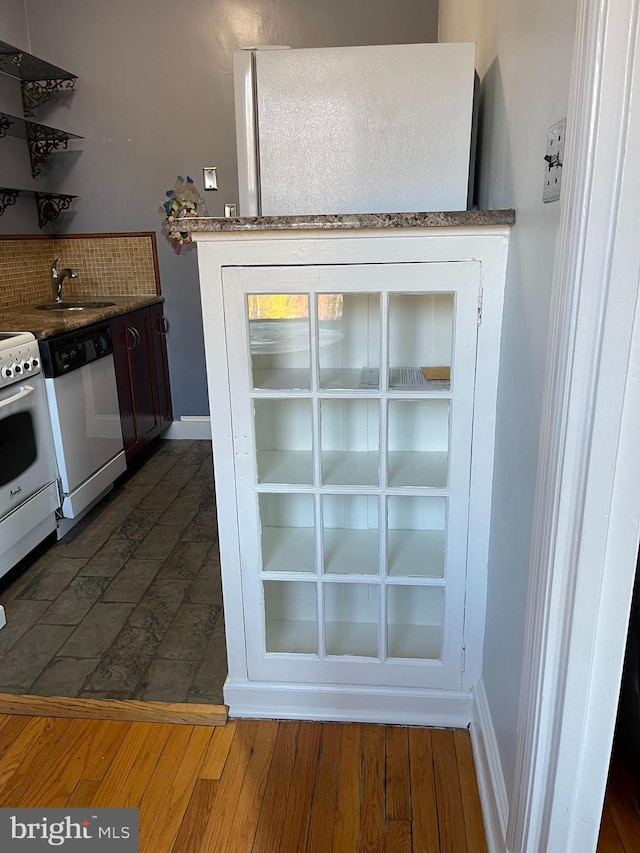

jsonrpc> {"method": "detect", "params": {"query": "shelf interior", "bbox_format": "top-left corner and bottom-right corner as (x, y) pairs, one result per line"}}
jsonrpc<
(387, 451), (448, 488)
(264, 580), (318, 653)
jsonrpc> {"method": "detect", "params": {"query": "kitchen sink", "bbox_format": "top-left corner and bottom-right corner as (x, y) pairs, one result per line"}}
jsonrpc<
(35, 301), (116, 311)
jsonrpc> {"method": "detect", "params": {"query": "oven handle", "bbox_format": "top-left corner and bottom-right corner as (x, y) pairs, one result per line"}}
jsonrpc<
(0, 384), (35, 409)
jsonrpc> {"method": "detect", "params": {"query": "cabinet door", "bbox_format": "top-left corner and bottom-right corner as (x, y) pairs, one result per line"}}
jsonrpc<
(149, 302), (173, 432)
(111, 307), (161, 460)
(111, 312), (138, 456)
(223, 262), (479, 690)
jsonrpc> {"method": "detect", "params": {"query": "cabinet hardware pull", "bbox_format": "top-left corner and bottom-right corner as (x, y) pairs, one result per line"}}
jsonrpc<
(160, 315), (169, 334)
(126, 327), (141, 349)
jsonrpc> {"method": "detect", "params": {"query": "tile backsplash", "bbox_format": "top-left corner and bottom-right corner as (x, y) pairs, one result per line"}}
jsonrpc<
(0, 234), (159, 309)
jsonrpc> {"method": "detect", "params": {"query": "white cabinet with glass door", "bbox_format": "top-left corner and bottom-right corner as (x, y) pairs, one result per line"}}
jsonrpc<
(194, 220), (511, 725)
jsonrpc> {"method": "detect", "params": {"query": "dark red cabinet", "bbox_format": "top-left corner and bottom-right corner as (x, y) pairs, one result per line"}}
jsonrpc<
(111, 303), (172, 462)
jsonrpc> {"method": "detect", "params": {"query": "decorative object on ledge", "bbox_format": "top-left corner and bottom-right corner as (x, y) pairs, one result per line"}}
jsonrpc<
(159, 175), (209, 255)
(0, 187), (77, 228)
(0, 111), (83, 177)
(0, 39), (77, 117)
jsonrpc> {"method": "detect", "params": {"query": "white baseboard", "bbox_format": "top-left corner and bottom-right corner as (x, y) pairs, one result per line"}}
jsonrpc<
(224, 679), (474, 727)
(162, 417), (212, 440)
(471, 679), (509, 853)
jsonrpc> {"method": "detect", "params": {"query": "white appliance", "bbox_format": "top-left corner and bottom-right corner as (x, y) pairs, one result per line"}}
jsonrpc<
(233, 42), (477, 216)
(0, 332), (59, 579)
(39, 323), (126, 537)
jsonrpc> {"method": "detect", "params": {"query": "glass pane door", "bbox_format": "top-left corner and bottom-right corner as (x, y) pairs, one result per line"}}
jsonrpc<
(223, 262), (479, 690)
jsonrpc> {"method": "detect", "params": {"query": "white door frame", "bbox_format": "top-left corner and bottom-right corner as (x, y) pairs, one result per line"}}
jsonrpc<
(508, 0), (640, 850)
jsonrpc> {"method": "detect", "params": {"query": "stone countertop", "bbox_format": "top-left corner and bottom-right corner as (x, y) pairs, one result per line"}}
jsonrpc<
(0, 294), (163, 340)
(185, 209), (516, 233)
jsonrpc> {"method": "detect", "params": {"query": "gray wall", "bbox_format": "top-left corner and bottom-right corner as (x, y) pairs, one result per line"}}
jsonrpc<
(0, 0), (438, 417)
(440, 0), (578, 801)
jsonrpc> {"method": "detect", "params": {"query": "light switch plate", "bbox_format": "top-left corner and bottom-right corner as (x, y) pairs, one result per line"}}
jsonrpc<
(203, 167), (218, 191)
(543, 119), (566, 203)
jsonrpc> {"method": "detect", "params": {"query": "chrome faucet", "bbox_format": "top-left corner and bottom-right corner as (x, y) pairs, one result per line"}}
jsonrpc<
(50, 258), (78, 303)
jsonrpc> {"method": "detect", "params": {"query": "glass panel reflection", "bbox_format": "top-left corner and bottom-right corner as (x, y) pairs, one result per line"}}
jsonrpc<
(260, 493), (316, 574)
(318, 293), (380, 390)
(388, 399), (449, 487)
(387, 496), (446, 578)
(264, 580), (318, 653)
(324, 583), (379, 657)
(322, 494), (379, 575)
(248, 293), (311, 390)
(321, 399), (380, 486)
(388, 293), (454, 391)
(387, 585), (442, 659)
(254, 398), (314, 484)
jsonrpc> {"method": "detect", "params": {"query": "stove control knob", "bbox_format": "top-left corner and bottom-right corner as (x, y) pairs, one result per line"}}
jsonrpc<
(28, 356), (40, 370)
(1, 365), (13, 380)
(11, 362), (23, 375)
(20, 359), (31, 372)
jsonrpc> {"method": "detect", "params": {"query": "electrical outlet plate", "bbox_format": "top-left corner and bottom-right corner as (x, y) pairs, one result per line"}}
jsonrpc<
(543, 119), (566, 203)
(203, 167), (218, 191)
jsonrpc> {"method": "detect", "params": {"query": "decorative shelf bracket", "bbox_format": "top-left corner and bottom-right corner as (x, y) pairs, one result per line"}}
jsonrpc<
(0, 189), (19, 217)
(0, 111), (83, 177)
(27, 136), (70, 178)
(0, 49), (22, 73)
(0, 113), (13, 138)
(27, 127), (76, 178)
(0, 187), (77, 228)
(22, 78), (77, 117)
(0, 42), (80, 225)
(35, 192), (74, 228)
(0, 39), (78, 117)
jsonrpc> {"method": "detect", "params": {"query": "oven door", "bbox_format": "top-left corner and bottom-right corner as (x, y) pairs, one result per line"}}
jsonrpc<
(0, 372), (57, 519)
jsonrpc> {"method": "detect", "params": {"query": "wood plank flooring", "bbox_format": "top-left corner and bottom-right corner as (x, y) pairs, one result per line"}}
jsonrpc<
(598, 747), (640, 852)
(0, 692), (227, 726)
(0, 714), (487, 852)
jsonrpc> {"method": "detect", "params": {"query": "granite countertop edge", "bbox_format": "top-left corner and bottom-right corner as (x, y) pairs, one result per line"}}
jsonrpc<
(0, 294), (163, 340)
(185, 209), (516, 233)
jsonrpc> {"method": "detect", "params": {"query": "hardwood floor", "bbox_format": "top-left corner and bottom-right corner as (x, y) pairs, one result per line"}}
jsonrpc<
(0, 714), (487, 852)
(598, 747), (640, 852)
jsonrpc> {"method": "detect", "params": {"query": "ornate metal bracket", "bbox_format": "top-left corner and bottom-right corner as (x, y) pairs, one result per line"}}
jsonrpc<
(0, 51), (22, 71)
(0, 188), (76, 227)
(0, 114), (13, 139)
(22, 78), (77, 117)
(0, 189), (19, 217)
(35, 192), (74, 228)
(0, 112), (82, 177)
(27, 131), (72, 178)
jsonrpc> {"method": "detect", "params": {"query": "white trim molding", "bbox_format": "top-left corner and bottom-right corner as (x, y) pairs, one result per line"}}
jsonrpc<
(509, 1), (640, 851)
(162, 416), (212, 440)
(224, 680), (474, 727)
(471, 680), (508, 853)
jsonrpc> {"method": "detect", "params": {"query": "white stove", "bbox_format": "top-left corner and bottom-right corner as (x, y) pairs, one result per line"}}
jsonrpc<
(0, 331), (59, 580)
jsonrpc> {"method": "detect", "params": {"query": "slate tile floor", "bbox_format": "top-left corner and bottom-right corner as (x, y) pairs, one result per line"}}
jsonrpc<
(0, 440), (226, 704)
